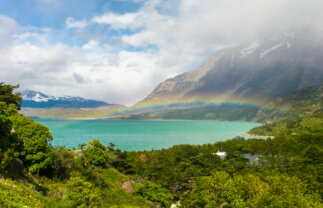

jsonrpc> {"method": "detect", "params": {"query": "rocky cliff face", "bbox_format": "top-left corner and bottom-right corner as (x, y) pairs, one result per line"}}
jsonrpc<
(138, 29), (323, 105)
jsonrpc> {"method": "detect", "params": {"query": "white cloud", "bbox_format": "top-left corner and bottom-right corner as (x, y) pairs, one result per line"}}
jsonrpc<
(66, 17), (88, 29)
(1, 0), (323, 105)
(82, 40), (100, 50)
(0, 23), (194, 104)
(94, 0), (323, 54)
(92, 13), (141, 30)
(0, 15), (20, 47)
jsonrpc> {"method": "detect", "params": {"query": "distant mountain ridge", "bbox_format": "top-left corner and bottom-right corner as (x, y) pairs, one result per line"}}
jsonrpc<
(21, 90), (120, 108)
(138, 29), (323, 105)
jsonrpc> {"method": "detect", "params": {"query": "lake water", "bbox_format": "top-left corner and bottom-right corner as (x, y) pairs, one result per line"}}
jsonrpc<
(35, 119), (261, 151)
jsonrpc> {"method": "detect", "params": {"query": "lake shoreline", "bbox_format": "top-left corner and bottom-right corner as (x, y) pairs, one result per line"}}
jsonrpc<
(242, 133), (275, 139)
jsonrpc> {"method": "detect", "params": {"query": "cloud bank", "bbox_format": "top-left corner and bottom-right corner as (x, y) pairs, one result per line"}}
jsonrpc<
(0, 0), (322, 105)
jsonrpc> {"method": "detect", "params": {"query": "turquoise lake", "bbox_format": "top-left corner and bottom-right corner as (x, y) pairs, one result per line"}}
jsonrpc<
(35, 119), (261, 151)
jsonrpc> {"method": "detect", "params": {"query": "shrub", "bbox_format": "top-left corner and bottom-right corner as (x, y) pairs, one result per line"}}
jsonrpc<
(83, 140), (109, 167)
(65, 176), (102, 208)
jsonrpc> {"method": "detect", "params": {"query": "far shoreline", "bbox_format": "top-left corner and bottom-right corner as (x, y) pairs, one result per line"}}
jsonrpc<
(242, 133), (275, 139)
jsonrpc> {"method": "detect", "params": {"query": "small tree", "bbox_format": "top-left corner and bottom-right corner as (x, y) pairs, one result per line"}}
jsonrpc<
(83, 140), (109, 166)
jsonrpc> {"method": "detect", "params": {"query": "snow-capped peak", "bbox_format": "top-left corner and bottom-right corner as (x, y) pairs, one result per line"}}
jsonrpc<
(22, 90), (51, 102)
(21, 90), (118, 108)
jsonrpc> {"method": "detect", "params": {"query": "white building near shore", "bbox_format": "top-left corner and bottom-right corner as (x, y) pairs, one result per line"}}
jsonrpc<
(215, 150), (227, 159)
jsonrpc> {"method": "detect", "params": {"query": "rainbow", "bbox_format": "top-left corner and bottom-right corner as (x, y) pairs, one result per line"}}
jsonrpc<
(98, 94), (296, 118)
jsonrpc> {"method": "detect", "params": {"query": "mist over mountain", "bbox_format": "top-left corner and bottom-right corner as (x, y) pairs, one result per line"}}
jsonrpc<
(138, 28), (323, 105)
(21, 90), (120, 108)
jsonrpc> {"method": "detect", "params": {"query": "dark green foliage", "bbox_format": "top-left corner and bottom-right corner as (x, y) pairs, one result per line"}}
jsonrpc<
(181, 172), (269, 207)
(0, 103), (20, 170)
(0, 83), (53, 174)
(47, 146), (74, 179)
(134, 181), (172, 208)
(0, 83), (22, 170)
(64, 176), (103, 208)
(0, 82), (22, 110)
(83, 139), (109, 166)
(118, 144), (223, 188)
(302, 145), (323, 165)
(181, 172), (320, 208)
(10, 114), (53, 174)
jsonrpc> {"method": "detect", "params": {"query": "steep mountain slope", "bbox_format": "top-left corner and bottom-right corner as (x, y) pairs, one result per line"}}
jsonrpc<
(139, 30), (323, 105)
(22, 90), (120, 108)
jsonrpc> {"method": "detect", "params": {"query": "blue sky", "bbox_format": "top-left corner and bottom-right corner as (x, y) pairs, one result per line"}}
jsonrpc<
(0, 0), (141, 28)
(0, 0), (320, 105)
(0, 0), (143, 47)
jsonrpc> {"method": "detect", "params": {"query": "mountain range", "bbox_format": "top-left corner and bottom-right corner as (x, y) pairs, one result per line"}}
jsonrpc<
(21, 90), (120, 108)
(138, 29), (323, 105)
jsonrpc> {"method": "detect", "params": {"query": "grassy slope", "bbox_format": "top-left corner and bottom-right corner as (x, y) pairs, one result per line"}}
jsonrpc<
(0, 168), (150, 208)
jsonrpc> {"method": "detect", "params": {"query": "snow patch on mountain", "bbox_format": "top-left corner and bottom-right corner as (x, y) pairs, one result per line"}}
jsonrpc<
(32, 93), (49, 102)
(260, 42), (284, 58)
(240, 41), (260, 58)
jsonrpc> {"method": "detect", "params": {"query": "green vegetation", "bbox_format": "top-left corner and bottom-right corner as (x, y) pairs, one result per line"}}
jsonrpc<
(181, 172), (320, 207)
(1, 82), (323, 207)
(83, 139), (110, 167)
